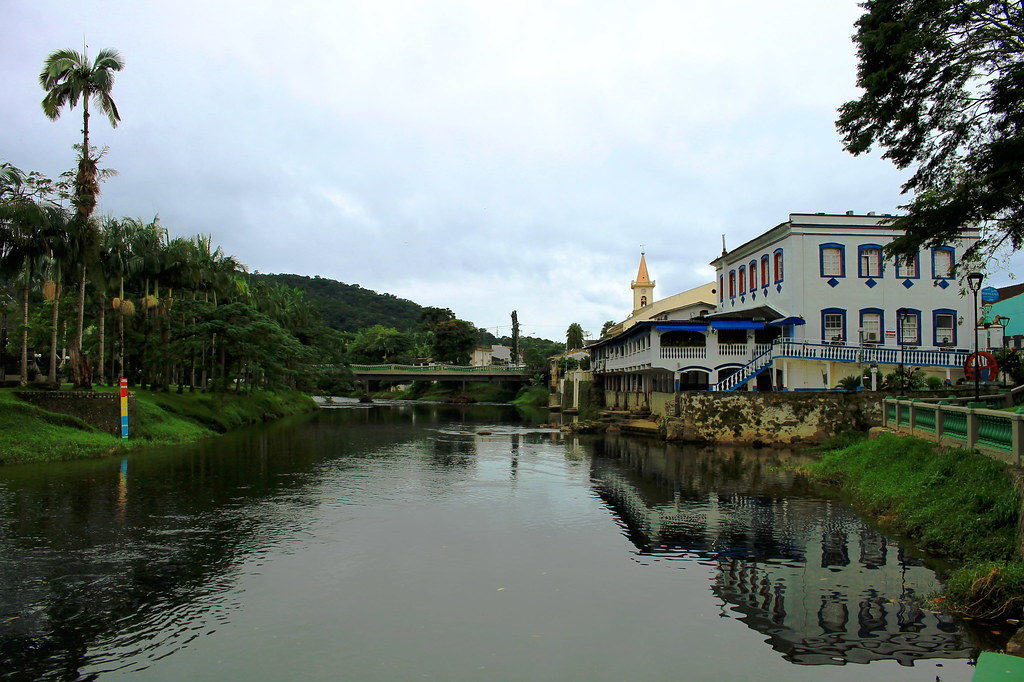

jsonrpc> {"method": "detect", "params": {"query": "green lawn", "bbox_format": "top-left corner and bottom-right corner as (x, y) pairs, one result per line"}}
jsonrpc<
(0, 387), (317, 465)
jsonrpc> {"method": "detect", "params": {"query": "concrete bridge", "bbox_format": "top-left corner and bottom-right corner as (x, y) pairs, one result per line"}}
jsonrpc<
(344, 364), (530, 383)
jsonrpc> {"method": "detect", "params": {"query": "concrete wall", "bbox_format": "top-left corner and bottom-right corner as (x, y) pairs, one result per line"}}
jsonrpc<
(17, 391), (137, 436)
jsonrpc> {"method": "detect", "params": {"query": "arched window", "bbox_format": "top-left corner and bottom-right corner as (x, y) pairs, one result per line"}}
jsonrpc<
(738, 266), (746, 294)
(748, 260), (757, 290)
(933, 309), (957, 345)
(858, 244), (883, 278)
(859, 308), (884, 344)
(821, 308), (847, 343)
(719, 276), (724, 302)
(897, 309), (922, 345)
(896, 253), (919, 279)
(760, 255), (769, 286)
(819, 243), (845, 277)
(773, 249), (784, 283)
(729, 270), (736, 298)
(931, 246), (955, 279)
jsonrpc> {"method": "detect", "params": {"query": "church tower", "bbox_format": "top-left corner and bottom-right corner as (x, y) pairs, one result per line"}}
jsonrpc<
(631, 252), (655, 313)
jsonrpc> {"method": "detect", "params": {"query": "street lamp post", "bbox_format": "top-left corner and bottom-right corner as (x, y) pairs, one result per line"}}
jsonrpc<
(967, 271), (984, 401)
(896, 308), (907, 393)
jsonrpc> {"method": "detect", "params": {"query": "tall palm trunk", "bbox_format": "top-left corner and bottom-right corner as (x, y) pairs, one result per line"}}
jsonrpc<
(48, 284), (61, 383)
(20, 280), (29, 386)
(118, 277), (125, 380)
(72, 263), (90, 388)
(97, 300), (105, 385)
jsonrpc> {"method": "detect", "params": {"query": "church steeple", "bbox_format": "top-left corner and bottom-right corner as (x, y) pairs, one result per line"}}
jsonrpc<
(635, 253), (651, 285)
(631, 252), (655, 312)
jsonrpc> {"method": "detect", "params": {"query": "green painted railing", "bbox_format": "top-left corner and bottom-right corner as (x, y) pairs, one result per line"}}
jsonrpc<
(944, 411), (968, 441)
(882, 397), (1023, 463)
(978, 413), (1014, 452)
(914, 404), (936, 432)
(346, 364), (528, 374)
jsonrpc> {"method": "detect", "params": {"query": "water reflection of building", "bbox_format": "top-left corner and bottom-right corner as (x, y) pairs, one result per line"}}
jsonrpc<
(589, 436), (976, 666)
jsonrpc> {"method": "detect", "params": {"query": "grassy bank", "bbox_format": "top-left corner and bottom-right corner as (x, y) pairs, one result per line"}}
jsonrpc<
(511, 385), (549, 407)
(806, 433), (1024, 618)
(0, 388), (318, 466)
(371, 381), (519, 403)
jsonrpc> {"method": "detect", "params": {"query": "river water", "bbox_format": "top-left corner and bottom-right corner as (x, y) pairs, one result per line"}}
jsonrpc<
(0, 401), (994, 680)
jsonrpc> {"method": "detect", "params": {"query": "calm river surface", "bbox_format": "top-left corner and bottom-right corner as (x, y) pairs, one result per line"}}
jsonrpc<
(0, 401), (992, 680)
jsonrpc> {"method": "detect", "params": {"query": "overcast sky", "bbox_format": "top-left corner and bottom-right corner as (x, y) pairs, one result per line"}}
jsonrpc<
(4, 1), (1019, 340)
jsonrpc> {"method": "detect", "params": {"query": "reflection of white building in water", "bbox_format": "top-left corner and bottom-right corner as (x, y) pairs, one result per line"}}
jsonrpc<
(590, 214), (978, 402)
(589, 438), (975, 666)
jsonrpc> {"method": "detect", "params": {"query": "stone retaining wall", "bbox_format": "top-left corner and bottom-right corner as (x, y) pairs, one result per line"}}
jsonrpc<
(16, 391), (137, 436)
(664, 390), (960, 445)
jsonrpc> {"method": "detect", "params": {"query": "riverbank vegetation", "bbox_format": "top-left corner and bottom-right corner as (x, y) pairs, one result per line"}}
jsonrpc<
(806, 433), (1024, 619)
(0, 387), (316, 465)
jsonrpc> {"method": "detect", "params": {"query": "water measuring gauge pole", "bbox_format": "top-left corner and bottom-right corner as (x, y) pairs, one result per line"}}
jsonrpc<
(119, 378), (129, 439)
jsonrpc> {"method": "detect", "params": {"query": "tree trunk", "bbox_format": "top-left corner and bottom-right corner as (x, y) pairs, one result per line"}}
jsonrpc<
(48, 284), (61, 384)
(73, 264), (89, 388)
(20, 281), (29, 386)
(97, 301), (105, 385)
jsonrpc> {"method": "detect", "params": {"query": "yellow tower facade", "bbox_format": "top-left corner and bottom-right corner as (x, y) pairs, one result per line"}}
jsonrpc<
(631, 253), (655, 313)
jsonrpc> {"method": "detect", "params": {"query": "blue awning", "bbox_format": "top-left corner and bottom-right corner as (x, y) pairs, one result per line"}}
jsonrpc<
(655, 324), (708, 332)
(710, 320), (765, 330)
(767, 316), (806, 327)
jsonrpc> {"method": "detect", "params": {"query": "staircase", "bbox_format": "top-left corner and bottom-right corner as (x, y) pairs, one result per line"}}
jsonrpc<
(710, 345), (775, 392)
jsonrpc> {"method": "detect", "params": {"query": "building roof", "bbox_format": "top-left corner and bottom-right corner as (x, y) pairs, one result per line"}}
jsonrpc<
(997, 283), (1024, 301)
(634, 253), (651, 285)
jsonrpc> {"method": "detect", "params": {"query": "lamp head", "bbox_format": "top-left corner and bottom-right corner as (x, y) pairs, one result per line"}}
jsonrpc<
(967, 271), (984, 292)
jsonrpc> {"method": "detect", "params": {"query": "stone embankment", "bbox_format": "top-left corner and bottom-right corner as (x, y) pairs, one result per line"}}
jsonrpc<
(569, 389), (991, 446)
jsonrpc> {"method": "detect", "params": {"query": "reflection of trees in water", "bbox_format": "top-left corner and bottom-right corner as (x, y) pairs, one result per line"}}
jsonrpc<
(587, 434), (977, 667)
(0, 411), (416, 680)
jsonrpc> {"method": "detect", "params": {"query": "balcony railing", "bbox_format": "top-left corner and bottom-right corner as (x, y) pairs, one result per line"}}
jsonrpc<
(718, 343), (749, 356)
(775, 340), (970, 368)
(660, 347), (707, 359)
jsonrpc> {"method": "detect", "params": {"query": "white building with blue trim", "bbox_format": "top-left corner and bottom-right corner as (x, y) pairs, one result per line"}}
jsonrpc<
(590, 213), (978, 407)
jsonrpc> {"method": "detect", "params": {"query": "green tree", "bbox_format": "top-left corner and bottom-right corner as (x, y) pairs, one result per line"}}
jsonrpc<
(40, 47), (124, 386)
(566, 322), (585, 350)
(431, 318), (477, 364)
(347, 325), (414, 364)
(418, 306), (455, 329)
(600, 320), (616, 337)
(837, 1), (1024, 261)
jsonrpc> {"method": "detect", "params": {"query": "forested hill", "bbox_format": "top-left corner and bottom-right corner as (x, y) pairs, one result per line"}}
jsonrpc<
(255, 273), (425, 333)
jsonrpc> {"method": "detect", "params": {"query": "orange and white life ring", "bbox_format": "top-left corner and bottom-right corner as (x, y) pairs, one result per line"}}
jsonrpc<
(963, 351), (999, 381)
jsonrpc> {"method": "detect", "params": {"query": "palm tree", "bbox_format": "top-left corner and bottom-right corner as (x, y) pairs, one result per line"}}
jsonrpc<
(0, 198), (65, 384)
(39, 47), (123, 224)
(40, 46), (124, 387)
(566, 323), (585, 351)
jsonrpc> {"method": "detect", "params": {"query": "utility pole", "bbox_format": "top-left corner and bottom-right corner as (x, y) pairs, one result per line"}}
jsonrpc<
(511, 310), (520, 365)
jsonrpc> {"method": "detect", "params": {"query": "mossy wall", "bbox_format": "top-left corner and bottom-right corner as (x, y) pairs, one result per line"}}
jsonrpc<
(16, 391), (136, 436)
(664, 392), (878, 444)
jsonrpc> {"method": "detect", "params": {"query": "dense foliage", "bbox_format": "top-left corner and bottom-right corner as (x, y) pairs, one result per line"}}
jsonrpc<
(255, 273), (425, 332)
(0, 166), (345, 392)
(837, 0), (1024, 262)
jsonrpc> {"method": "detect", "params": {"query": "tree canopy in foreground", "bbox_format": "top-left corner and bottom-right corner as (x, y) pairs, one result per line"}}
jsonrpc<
(837, 0), (1024, 264)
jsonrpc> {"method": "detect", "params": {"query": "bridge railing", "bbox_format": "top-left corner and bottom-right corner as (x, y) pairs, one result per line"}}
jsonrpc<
(347, 364), (529, 374)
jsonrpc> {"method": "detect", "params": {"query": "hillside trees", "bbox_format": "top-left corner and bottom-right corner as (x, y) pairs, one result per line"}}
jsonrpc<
(837, 0), (1024, 262)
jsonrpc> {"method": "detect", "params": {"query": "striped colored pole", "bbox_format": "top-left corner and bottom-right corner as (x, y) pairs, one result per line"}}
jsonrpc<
(119, 378), (129, 439)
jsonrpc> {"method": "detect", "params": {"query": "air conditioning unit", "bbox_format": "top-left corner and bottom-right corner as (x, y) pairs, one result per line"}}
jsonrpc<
(864, 332), (878, 342)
